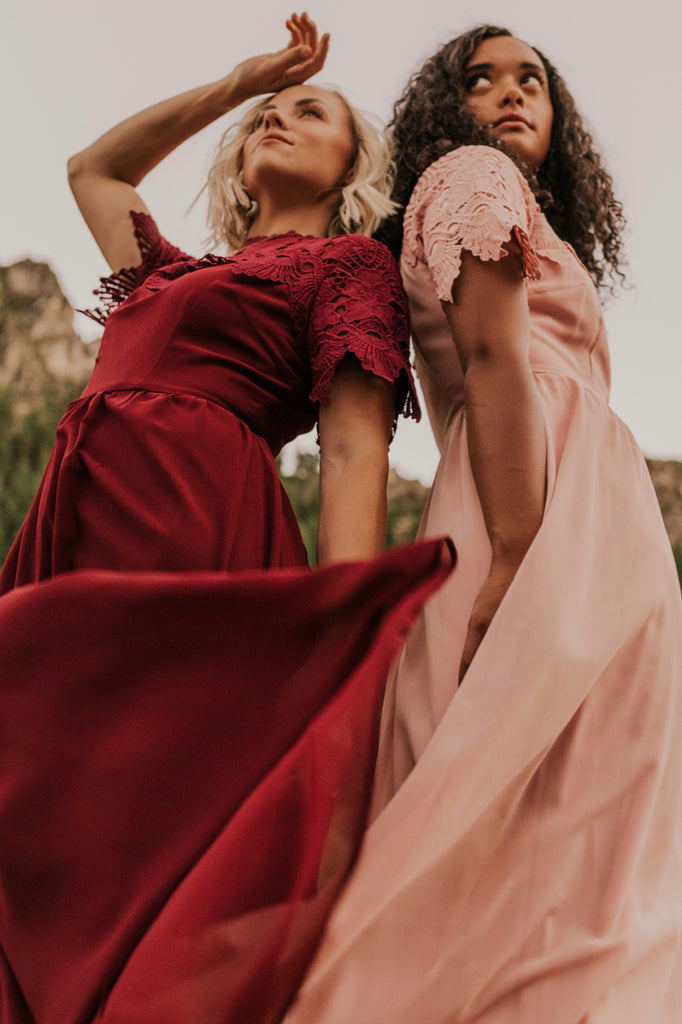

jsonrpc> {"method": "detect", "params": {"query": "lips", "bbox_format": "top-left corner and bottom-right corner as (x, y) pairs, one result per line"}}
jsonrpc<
(493, 114), (531, 128)
(259, 132), (293, 146)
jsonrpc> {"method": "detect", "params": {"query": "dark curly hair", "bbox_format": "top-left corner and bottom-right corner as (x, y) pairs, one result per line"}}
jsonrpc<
(378, 25), (626, 293)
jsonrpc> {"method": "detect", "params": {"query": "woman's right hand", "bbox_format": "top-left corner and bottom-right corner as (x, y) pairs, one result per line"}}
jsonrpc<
(67, 12), (329, 274)
(227, 13), (330, 107)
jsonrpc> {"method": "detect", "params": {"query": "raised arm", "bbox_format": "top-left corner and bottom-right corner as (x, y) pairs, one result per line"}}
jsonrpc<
(445, 243), (546, 680)
(317, 357), (396, 564)
(67, 13), (329, 272)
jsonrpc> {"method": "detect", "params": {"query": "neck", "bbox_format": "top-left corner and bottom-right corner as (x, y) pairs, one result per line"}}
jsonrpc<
(246, 194), (336, 241)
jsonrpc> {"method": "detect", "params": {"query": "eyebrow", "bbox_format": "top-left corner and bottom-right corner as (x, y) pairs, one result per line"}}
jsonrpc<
(465, 60), (545, 77)
(259, 97), (330, 114)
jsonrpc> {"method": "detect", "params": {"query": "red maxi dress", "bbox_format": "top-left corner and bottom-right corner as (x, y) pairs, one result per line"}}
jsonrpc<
(0, 215), (454, 1024)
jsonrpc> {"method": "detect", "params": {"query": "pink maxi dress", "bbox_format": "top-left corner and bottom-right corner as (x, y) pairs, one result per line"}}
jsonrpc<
(284, 146), (682, 1023)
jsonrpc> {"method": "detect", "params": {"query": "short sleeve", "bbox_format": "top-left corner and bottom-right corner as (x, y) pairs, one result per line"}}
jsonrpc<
(402, 146), (541, 303)
(81, 211), (192, 326)
(308, 237), (419, 421)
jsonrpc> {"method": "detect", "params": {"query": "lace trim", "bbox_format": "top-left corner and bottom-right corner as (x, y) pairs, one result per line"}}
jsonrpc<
(403, 146), (544, 303)
(311, 342), (418, 425)
(80, 212), (191, 326)
(307, 239), (417, 420)
(80, 222), (418, 421)
(158, 235), (419, 421)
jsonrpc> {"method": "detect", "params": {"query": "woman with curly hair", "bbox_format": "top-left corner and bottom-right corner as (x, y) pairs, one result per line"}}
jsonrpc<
(284, 26), (682, 1024)
(0, 14), (455, 1024)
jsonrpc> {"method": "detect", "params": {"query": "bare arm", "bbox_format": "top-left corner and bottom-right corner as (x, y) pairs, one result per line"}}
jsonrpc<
(444, 244), (546, 680)
(66, 13), (329, 272)
(317, 357), (396, 564)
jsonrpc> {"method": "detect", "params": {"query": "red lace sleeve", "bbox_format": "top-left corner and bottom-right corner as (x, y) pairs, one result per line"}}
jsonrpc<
(308, 237), (419, 421)
(81, 211), (192, 326)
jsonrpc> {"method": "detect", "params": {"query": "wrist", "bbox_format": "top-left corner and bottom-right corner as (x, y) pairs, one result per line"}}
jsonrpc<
(195, 74), (243, 121)
(218, 68), (259, 113)
(488, 547), (529, 584)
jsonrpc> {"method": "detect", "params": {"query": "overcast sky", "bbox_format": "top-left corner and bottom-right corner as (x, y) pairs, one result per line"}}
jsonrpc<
(2, 0), (680, 481)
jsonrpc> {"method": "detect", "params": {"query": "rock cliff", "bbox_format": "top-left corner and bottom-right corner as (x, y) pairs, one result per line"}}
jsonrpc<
(0, 256), (680, 581)
(648, 460), (682, 554)
(0, 259), (96, 413)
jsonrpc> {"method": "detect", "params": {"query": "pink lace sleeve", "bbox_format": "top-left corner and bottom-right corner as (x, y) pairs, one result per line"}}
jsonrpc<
(402, 146), (541, 302)
(308, 237), (419, 421)
(81, 211), (191, 326)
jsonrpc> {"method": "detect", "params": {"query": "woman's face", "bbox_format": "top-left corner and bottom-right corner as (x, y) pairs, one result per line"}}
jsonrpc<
(464, 36), (553, 169)
(241, 85), (355, 208)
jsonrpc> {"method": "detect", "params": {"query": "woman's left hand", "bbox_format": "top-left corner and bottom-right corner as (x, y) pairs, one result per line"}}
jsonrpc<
(458, 560), (518, 683)
(442, 248), (547, 684)
(227, 12), (330, 107)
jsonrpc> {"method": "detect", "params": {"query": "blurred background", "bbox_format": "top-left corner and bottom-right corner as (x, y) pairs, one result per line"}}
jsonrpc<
(1, 0), (680, 577)
(2, 0), (681, 481)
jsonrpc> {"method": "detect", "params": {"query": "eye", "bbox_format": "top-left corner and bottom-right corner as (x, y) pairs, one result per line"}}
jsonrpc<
(299, 104), (324, 119)
(466, 74), (491, 93)
(521, 71), (545, 89)
(251, 113), (265, 130)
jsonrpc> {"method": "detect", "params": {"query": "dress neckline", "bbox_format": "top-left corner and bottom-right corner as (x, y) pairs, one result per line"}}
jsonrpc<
(241, 230), (319, 249)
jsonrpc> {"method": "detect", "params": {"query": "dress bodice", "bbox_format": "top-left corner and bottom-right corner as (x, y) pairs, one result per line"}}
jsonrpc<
(400, 147), (611, 450)
(83, 219), (415, 455)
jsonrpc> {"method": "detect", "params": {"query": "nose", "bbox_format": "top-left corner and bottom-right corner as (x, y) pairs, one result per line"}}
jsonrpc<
(262, 107), (287, 130)
(500, 79), (524, 107)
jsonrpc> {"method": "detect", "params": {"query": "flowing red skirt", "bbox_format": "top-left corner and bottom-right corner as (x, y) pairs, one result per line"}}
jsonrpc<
(0, 539), (453, 1024)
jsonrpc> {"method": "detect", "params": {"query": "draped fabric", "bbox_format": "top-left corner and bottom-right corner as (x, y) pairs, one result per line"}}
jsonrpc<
(0, 542), (454, 1024)
(0, 217), (451, 1022)
(283, 147), (682, 1023)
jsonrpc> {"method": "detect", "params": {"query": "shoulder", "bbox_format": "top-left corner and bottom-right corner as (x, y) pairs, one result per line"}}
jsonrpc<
(314, 233), (400, 274)
(306, 235), (415, 416)
(307, 236), (408, 331)
(403, 145), (539, 259)
(402, 146), (542, 296)
(309, 236), (405, 300)
(249, 232), (400, 280)
(82, 211), (193, 326)
(414, 145), (531, 199)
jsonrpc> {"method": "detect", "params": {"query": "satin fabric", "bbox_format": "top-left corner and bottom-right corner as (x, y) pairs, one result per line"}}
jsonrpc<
(0, 219), (448, 1022)
(0, 542), (453, 1023)
(284, 148), (682, 1023)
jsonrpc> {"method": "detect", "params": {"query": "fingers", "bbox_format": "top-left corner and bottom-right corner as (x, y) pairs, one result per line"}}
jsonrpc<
(286, 11), (317, 52)
(313, 31), (331, 71)
(458, 564), (517, 683)
(457, 585), (494, 682)
(283, 11), (329, 78)
(238, 11), (328, 99)
(227, 13), (328, 106)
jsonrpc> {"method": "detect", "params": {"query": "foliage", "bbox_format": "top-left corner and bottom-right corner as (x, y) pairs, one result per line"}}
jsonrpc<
(0, 385), (82, 563)
(673, 544), (682, 584)
(0, 403), (679, 594)
(278, 451), (682, 591)
(277, 451), (426, 564)
(276, 452), (321, 564)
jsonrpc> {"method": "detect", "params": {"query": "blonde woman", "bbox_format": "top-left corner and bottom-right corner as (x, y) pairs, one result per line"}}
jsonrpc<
(0, 14), (453, 1024)
(3, 13), (412, 583)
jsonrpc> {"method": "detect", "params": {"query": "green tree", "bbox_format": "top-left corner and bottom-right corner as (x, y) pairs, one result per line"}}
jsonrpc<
(673, 544), (682, 585)
(0, 385), (82, 562)
(277, 451), (320, 563)
(277, 451), (428, 564)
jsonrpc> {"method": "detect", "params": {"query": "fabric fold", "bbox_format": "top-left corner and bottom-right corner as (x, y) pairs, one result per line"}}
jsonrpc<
(0, 538), (454, 1024)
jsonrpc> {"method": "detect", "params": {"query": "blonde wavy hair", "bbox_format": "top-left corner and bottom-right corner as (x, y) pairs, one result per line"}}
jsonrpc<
(204, 89), (397, 252)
